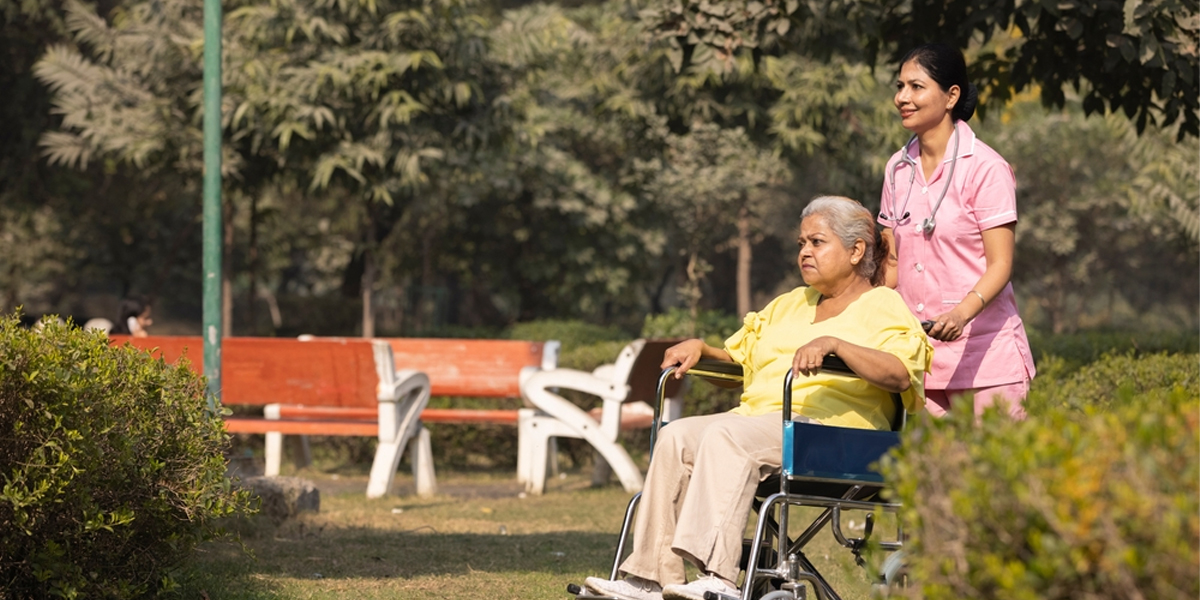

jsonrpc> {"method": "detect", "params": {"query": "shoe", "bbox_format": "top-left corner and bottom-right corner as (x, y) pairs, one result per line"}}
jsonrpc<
(584, 575), (664, 600)
(662, 574), (740, 600)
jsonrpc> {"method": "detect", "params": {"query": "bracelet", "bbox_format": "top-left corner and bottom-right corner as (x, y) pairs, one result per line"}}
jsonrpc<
(968, 290), (987, 308)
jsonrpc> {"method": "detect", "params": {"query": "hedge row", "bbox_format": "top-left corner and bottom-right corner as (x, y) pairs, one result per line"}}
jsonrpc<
(883, 352), (1199, 600)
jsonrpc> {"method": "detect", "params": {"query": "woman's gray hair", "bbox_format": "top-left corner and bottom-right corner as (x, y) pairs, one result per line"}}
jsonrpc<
(800, 196), (880, 282)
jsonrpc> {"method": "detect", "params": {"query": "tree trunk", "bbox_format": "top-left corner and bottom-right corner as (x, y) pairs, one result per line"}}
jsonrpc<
(736, 204), (752, 318)
(361, 208), (376, 338)
(247, 192), (259, 334)
(685, 252), (700, 336)
(361, 249), (375, 338)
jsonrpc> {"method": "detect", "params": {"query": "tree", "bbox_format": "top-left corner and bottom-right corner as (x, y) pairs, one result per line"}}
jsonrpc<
(989, 94), (1199, 333)
(0, 0), (199, 320)
(869, 0), (1199, 140)
(36, 0), (509, 336)
(638, 0), (1200, 139)
(639, 121), (787, 322)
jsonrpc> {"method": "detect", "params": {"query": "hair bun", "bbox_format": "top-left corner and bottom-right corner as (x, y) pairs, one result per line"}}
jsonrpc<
(954, 82), (978, 122)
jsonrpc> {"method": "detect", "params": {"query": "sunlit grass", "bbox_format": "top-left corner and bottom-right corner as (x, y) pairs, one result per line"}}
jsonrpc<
(178, 468), (884, 599)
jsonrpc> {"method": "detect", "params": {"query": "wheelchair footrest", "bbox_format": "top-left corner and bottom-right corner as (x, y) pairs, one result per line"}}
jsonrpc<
(566, 583), (621, 600)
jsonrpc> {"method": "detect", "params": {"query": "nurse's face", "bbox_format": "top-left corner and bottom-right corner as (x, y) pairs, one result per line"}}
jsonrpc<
(894, 60), (959, 134)
(797, 214), (862, 293)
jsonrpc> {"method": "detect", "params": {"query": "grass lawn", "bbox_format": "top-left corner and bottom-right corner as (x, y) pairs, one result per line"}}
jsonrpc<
(178, 468), (884, 600)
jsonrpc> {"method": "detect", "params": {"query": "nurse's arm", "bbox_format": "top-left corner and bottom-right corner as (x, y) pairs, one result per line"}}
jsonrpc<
(963, 224), (1016, 319)
(880, 227), (898, 289)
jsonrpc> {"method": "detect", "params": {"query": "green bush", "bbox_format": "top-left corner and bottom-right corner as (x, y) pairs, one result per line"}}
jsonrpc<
(1027, 328), (1199, 373)
(507, 318), (632, 348)
(640, 308), (741, 343)
(883, 353), (1199, 600)
(0, 313), (253, 599)
(1025, 351), (1199, 415)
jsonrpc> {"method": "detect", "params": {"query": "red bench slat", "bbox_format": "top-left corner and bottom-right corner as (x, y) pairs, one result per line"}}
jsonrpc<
(271, 406), (521, 425)
(224, 417), (378, 436)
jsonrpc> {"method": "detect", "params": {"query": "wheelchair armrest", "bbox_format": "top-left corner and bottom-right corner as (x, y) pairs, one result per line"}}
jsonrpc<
(819, 354), (855, 376)
(685, 359), (744, 380)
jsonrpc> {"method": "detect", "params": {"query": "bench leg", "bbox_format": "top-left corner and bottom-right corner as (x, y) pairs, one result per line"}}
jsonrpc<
(518, 408), (580, 495)
(410, 427), (437, 497)
(517, 408), (535, 486)
(264, 404), (283, 476)
(367, 434), (406, 498)
(264, 432), (282, 476)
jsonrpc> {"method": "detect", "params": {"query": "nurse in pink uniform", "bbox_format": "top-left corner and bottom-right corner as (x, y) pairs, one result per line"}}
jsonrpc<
(878, 43), (1036, 419)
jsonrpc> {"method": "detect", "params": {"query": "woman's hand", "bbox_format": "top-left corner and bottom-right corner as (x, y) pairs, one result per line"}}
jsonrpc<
(661, 339), (708, 378)
(792, 336), (840, 377)
(792, 336), (911, 392)
(926, 306), (971, 341)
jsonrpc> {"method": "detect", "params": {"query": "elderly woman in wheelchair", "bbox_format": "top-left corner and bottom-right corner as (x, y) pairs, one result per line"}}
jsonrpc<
(581, 196), (932, 600)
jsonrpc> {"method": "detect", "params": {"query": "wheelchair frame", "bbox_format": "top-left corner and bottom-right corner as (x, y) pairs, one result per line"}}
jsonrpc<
(569, 358), (906, 600)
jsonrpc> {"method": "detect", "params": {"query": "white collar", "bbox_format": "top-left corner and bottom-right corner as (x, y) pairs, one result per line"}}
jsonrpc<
(901, 121), (978, 164)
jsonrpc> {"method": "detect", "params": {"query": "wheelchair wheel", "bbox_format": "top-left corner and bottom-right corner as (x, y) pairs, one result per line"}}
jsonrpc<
(757, 590), (802, 600)
(881, 550), (908, 587)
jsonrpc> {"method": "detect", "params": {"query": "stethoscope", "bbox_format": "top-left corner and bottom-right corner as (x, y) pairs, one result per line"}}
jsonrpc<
(880, 127), (959, 236)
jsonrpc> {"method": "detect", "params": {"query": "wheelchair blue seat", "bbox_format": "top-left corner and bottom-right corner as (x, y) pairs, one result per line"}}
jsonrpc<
(784, 420), (898, 484)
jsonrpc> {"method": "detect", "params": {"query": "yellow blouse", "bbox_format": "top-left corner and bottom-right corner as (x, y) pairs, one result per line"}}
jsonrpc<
(725, 286), (932, 430)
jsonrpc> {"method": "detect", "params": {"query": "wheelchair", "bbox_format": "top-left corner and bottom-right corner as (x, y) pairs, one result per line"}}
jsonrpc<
(566, 357), (906, 600)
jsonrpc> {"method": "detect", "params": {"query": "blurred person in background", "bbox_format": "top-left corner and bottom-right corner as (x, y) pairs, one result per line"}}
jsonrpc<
(109, 294), (153, 337)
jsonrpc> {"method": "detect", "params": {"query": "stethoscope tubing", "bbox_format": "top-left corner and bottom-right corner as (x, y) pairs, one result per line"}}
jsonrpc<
(884, 127), (959, 234)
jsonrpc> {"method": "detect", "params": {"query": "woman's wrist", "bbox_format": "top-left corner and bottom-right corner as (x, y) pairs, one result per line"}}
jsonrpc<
(968, 289), (987, 308)
(955, 291), (984, 321)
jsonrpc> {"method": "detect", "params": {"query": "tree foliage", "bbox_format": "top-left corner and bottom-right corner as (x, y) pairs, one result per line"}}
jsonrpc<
(989, 94), (1199, 333)
(639, 0), (1200, 139)
(638, 121), (786, 319)
(8, 0), (1197, 336)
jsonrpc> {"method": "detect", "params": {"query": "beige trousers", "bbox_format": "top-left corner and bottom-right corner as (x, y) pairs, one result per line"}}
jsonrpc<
(618, 411), (788, 585)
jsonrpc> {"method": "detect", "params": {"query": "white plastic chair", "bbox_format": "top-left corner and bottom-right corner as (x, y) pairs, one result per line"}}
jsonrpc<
(517, 339), (687, 495)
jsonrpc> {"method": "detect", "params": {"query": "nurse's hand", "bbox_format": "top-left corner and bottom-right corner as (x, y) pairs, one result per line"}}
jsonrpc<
(927, 308), (971, 342)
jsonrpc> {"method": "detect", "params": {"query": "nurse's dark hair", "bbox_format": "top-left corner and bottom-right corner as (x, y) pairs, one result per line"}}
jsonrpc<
(900, 43), (978, 122)
(800, 196), (889, 286)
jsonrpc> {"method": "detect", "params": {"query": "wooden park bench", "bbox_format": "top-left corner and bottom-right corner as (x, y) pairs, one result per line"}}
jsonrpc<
(283, 336), (561, 494)
(112, 335), (562, 497)
(111, 334), (682, 497)
(108, 335), (431, 498)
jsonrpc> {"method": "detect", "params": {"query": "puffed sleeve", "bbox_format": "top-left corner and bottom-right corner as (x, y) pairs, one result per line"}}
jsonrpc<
(724, 309), (767, 367)
(874, 325), (933, 414)
(860, 288), (934, 414)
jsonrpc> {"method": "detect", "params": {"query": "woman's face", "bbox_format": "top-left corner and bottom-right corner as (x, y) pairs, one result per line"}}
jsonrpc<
(894, 60), (959, 134)
(136, 306), (153, 332)
(797, 214), (863, 292)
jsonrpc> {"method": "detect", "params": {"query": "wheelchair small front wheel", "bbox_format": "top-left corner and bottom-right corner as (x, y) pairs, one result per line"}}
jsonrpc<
(881, 550), (908, 587)
(758, 590), (801, 600)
